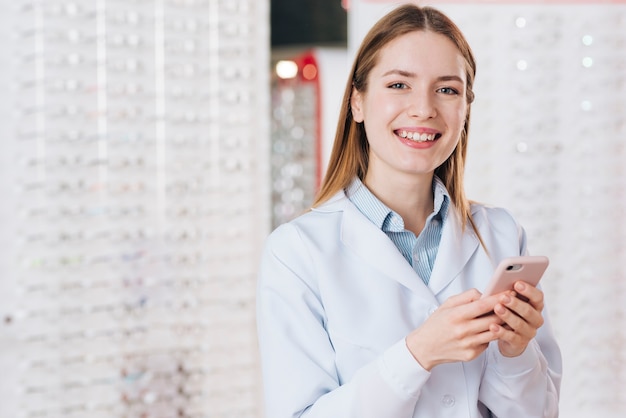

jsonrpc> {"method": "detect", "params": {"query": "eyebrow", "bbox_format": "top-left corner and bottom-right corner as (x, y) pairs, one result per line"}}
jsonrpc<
(382, 69), (464, 83)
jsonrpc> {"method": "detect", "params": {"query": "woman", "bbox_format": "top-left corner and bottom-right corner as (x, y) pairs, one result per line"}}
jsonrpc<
(257, 4), (561, 417)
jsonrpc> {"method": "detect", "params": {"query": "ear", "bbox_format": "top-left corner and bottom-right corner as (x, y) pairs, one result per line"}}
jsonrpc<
(350, 87), (364, 123)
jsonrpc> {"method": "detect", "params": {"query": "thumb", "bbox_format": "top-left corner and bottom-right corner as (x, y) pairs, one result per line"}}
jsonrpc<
(441, 288), (482, 308)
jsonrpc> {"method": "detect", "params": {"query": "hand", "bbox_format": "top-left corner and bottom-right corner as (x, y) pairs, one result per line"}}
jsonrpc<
(406, 289), (503, 371)
(491, 281), (545, 357)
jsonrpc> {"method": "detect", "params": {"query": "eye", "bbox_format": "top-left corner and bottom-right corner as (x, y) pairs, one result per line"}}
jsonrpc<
(388, 82), (407, 89)
(437, 87), (459, 95)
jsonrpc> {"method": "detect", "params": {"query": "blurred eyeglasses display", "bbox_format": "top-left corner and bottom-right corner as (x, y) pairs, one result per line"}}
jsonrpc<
(270, 51), (321, 228)
(0, 0), (269, 417)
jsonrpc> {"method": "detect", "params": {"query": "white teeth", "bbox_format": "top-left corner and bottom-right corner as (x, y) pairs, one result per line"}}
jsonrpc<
(399, 130), (437, 142)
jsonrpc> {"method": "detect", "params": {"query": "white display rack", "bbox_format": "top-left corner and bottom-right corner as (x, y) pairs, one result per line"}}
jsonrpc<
(0, 1), (269, 417)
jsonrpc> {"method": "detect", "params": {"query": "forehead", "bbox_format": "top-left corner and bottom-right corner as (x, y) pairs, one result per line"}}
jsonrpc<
(373, 30), (466, 80)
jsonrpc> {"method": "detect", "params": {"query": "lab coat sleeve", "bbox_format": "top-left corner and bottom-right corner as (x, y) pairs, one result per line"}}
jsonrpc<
(479, 325), (561, 418)
(256, 223), (431, 418)
(478, 210), (562, 418)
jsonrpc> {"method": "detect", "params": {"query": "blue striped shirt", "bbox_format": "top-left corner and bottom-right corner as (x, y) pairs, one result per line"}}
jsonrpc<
(346, 177), (450, 285)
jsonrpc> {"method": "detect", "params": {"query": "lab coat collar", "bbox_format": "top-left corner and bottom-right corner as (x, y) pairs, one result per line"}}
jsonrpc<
(313, 190), (480, 298)
(429, 207), (480, 295)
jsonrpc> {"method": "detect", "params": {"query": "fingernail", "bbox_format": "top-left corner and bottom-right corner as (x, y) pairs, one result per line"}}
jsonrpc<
(495, 305), (506, 314)
(515, 282), (525, 291)
(502, 295), (511, 304)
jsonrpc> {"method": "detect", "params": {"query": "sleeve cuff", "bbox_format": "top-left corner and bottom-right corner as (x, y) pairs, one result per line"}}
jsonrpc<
(489, 339), (541, 377)
(377, 338), (431, 399)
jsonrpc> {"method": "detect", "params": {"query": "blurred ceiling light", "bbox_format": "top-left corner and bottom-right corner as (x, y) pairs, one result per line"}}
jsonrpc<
(276, 60), (298, 79)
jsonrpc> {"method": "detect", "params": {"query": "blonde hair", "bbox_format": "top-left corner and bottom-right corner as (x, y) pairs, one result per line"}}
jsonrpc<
(313, 4), (482, 238)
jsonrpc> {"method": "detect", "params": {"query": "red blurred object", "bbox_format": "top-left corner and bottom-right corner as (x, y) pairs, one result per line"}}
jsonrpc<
(294, 53), (319, 83)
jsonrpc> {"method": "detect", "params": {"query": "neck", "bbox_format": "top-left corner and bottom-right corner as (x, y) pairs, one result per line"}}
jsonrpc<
(363, 172), (434, 236)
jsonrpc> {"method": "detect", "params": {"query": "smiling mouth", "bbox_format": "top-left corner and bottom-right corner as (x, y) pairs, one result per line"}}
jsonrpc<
(397, 130), (441, 143)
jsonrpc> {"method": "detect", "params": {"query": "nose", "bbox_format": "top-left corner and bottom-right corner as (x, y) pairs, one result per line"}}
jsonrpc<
(408, 91), (437, 119)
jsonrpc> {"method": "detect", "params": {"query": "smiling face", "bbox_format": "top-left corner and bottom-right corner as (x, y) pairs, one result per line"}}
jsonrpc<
(350, 30), (468, 187)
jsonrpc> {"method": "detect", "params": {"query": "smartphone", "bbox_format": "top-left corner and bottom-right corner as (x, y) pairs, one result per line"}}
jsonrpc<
(481, 256), (549, 297)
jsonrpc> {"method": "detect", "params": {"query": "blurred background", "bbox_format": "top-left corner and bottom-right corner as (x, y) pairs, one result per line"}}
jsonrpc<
(0, 0), (624, 417)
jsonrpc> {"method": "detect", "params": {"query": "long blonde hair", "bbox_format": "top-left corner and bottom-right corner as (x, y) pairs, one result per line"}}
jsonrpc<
(313, 4), (481, 237)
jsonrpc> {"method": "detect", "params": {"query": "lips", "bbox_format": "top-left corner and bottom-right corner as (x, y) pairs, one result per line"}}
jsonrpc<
(396, 130), (441, 143)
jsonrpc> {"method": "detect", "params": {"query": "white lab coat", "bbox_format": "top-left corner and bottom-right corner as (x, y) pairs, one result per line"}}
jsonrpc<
(257, 189), (562, 418)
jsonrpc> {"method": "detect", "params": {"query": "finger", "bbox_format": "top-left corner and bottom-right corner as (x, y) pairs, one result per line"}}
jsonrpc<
(442, 288), (483, 308)
(490, 322), (522, 343)
(469, 330), (499, 348)
(491, 324), (527, 357)
(494, 303), (526, 332)
(470, 312), (505, 334)
(467, 292), (513, 319)
(502, 293), (544, 329)
(458, 326), (500, 352)
(494, 301), (542, 340)
(513, 281), (544, 311)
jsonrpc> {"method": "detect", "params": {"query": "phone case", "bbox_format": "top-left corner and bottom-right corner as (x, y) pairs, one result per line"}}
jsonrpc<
(482, 256), (549, 297)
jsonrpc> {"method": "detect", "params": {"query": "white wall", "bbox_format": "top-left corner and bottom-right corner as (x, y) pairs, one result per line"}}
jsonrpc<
(316, 48), (351, 177)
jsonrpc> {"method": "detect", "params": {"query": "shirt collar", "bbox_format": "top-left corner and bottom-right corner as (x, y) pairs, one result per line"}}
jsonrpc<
(346, 177), (450, 232)
(346, 178), (391, 230)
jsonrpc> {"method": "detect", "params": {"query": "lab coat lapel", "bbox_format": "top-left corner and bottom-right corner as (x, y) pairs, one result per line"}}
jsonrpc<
(339, 200), (434, 297)
(428, 208), (480, 296)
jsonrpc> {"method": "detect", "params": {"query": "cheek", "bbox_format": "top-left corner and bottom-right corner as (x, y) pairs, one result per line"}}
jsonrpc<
(368, 92), (401, 115)
(449, 107), (468, 135)
(361, 102), (392, 133)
